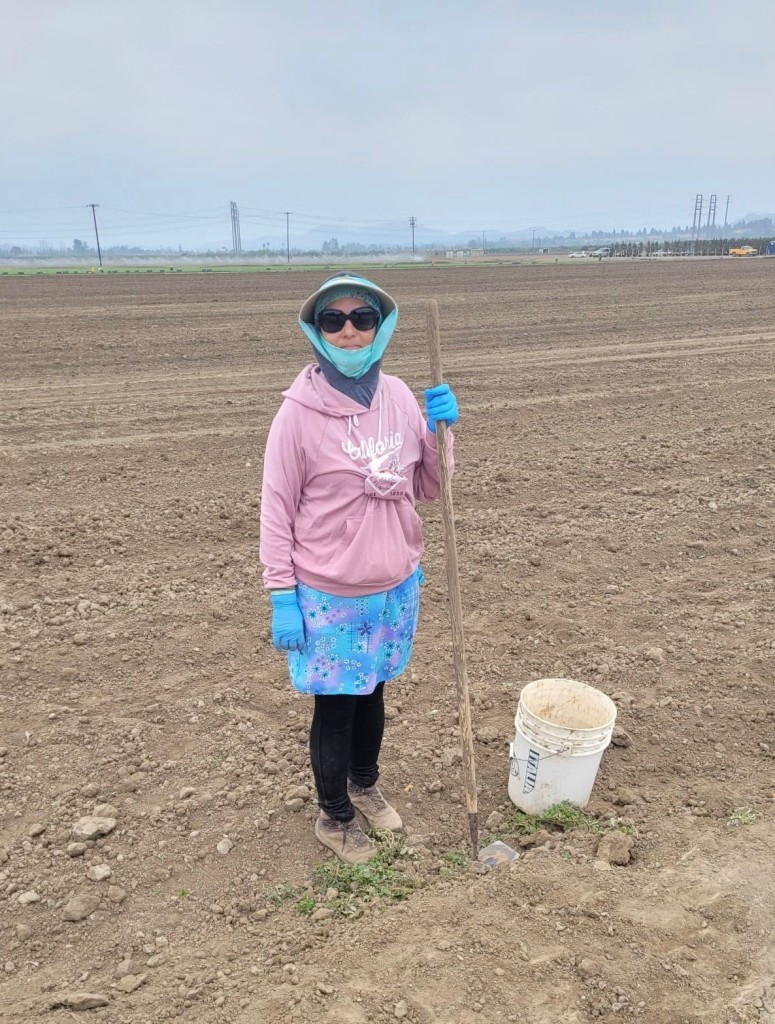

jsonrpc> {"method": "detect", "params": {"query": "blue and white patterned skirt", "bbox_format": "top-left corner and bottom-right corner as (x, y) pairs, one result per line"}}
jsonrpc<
(286, 568), (423, 696)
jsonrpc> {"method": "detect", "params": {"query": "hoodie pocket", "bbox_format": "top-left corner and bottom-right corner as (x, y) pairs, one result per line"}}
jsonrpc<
(331, 503), (423, 589)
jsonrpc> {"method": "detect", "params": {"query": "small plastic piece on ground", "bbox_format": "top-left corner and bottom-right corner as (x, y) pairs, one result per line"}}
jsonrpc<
(477, 840), (520, 867)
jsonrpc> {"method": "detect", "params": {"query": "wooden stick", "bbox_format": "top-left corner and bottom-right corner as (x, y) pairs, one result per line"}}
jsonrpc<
(425, 299), (479, 859)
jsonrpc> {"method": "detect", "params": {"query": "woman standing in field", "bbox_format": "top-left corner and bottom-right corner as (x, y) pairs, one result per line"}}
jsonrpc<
(259, 273), (458, 864)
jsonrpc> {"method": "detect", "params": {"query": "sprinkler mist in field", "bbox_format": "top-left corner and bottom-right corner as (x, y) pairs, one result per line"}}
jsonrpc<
(260, 272), (460, 865)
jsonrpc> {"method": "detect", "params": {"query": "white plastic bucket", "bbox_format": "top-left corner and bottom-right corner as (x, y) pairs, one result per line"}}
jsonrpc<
(508, 678), (616, 814)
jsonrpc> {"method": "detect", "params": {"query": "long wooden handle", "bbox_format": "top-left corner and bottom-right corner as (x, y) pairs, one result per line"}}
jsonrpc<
(425, 299), (479, 859)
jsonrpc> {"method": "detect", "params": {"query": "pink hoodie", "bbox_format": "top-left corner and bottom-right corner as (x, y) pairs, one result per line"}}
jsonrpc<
(260, 365), (454, 597)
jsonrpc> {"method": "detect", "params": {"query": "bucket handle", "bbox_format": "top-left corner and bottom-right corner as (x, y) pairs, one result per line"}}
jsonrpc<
(510, 740), (573, 778)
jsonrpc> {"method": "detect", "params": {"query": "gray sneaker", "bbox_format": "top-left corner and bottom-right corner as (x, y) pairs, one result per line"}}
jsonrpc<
(347, 781), (403, 831)
(314, 812), (379, 865)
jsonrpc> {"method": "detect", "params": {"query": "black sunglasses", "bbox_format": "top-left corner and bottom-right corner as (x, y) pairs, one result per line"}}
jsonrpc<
(316, 306), (380, 333)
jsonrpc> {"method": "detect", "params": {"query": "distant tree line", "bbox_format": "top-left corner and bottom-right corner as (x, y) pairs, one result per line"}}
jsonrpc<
(1, 217), (772, 259)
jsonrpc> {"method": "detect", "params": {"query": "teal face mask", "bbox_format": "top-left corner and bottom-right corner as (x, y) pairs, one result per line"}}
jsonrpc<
(299, 308), (398, 379)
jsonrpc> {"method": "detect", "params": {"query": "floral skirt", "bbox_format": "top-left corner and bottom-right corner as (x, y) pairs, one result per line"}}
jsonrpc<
(287, 568), (423, 696)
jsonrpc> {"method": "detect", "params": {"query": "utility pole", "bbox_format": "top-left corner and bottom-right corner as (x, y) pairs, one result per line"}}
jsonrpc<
(409, 216), (417, 256)
(707, 194), (717, 236)
(230, 201), (242, 255)
(87, 203), (102, 267)
(284, 212), (291, 264)
(482, 231), (486, 253)
(692, 194), (703, 241)
(724, 194), (731, 231)
(531, 227), (536, 249)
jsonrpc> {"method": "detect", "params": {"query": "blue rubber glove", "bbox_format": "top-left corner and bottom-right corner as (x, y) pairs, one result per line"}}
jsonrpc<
(424, 383), (459, 434)
(270, 591), (306, 652)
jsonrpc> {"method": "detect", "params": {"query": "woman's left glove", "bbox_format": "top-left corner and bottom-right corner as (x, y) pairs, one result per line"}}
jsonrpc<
(269, 591), (306, 652)
(424, 383), (459, 433)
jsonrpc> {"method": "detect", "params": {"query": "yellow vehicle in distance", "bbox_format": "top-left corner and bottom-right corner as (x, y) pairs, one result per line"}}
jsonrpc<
(729, 245), (758, 256)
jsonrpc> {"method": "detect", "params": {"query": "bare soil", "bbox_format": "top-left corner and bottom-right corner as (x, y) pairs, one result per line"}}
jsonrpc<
(1, 260), (774, 1024)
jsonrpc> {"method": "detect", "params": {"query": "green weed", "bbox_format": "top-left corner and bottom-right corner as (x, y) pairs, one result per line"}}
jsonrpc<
(506, 801), (639, 839)
(615, 821), (637, 836)
(441, 849), (469, 877)
(306, 829), (419, 918)
(727, 807), (757, 827)
(266, 883), (299, 905)
(509, 801), (617, 836)
(477, 834), (501, 849)
(295, 894), (316, 915)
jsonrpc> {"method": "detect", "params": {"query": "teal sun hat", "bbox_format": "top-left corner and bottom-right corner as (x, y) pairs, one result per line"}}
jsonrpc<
(298, 273), (399, 380)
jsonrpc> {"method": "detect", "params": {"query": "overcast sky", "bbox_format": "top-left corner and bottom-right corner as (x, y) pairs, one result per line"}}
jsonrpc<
(1, 0), (773, 249)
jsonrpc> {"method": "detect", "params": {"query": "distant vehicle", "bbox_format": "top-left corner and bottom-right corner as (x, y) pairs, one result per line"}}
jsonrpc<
(568, 251), (587, 258)
(589, 247), (611, 258)
(729, 245), (758, 257)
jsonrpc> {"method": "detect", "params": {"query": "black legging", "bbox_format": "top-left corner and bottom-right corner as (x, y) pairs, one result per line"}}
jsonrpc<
(309, 682), (385, 821)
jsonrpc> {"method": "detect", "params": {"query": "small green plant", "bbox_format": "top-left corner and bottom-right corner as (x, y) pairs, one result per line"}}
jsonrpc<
(295, 894), (316, 915)
(477, 834), (501, 849)
(178, 888), (189, 899)
(507, 802), (638, 839)
(510, 801), (606, 836)
(266, 883), (299, 906)
(305, 829), (419, 917)
(727, 807), (757, 827)
(615, 821), (637, 836)
(441, 849), (469, 877)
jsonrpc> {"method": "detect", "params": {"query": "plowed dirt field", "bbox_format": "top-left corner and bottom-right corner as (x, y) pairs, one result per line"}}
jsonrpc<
(1, 260), (774, 1024)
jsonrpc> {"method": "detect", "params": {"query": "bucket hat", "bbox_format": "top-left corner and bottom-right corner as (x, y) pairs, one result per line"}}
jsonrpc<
(299, 272), (397, 325)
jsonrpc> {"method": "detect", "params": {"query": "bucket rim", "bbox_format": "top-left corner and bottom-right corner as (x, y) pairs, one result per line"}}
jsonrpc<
(518, 677), (617, 733)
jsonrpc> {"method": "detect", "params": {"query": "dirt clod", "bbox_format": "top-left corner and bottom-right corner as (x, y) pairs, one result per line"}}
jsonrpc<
(596, 832), (635, 866)
(51, 992), (110, 1011)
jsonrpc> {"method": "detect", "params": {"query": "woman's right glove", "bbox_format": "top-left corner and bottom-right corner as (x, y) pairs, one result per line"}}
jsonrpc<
(270, 591), (306, 652)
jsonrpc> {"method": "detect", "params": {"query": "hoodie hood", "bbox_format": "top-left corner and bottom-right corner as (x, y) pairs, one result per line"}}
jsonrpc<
(282, 363), (385, 418)
(282, 364), (389, 451)
(298, 273), (399, 380)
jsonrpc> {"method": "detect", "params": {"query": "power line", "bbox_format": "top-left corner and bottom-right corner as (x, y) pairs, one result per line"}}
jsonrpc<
(240, 206), (409, 228)
(0, 204), (88, 215)
(99, 205), (225, 220)
(3, 197), (764, 254)
(0, 216), (228, 238)
(99, 220), (227, 234)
